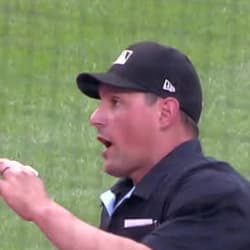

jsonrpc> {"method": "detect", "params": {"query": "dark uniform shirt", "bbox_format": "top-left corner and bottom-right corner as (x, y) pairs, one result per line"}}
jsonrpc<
(100, 139), (250, 250)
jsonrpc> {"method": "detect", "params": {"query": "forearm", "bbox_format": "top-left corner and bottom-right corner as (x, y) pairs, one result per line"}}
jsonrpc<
(33, 200), (151, 250)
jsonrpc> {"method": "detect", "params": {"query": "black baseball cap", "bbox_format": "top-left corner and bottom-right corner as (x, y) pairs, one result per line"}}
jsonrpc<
(76, 41), (202, 123)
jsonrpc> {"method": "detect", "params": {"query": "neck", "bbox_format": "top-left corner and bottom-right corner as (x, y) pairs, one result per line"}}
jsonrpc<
(131, 132), (195, 184)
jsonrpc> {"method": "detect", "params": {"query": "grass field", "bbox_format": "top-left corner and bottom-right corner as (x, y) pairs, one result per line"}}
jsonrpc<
(0, 0), (250, 249)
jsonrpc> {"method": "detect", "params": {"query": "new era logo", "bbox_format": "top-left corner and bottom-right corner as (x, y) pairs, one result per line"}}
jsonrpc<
(162, 79), (176, 93)
(113, 50), (133, 65)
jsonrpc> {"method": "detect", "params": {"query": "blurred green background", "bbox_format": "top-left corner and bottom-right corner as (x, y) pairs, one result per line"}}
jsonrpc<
(0, 0), (249, 249)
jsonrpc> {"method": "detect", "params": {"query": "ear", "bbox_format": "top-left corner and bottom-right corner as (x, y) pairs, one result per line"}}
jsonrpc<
(158, 97), (180, 129)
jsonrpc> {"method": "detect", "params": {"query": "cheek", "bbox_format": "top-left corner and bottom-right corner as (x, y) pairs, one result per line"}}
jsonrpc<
(114, 113), (155, 149)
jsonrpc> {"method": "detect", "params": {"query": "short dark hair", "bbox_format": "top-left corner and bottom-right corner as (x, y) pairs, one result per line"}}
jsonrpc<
(144, 92), (158, 105)
(180, 111), (199, 137)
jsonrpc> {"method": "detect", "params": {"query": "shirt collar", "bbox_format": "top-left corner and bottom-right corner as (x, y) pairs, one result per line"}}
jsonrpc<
(111, 177), (134, 196)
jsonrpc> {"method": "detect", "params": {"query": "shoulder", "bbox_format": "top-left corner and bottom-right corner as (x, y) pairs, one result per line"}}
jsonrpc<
(166, 159), (250, 217)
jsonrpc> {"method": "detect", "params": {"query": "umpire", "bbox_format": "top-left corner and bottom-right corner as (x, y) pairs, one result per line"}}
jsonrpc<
(1, 41), (250, 250)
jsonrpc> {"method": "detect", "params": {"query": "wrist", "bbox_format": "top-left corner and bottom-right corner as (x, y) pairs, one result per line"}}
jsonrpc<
(32, 198), (57, 225)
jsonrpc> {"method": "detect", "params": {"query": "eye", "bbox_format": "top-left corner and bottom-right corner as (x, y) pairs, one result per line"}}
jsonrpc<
(110, 97), (121, 108)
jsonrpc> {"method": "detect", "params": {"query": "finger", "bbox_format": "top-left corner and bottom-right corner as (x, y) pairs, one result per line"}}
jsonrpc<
(0, 159), (25, 169)
(8, 164), (39, 177)
(24, 165), (39, 177)
(0, 160), (39, 178)
(0, 159), (13, 177)
(0, 158), (11, 172)
(0, 159), (20, 169)
(0, 166), (11, 176)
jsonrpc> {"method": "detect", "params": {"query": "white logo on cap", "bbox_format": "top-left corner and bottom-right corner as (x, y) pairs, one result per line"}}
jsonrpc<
(113, 50), (133, 65)
(162, 79), (176, 93)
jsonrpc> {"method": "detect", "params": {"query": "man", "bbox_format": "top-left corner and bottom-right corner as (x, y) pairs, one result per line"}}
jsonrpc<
(0, 41), (250, 250)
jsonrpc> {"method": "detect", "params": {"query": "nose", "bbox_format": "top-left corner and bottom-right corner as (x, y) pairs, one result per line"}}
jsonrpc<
(89, 106), (106, 128)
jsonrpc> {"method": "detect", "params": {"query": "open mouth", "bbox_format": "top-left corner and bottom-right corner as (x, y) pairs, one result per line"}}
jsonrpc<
(97, 136), (113, 148)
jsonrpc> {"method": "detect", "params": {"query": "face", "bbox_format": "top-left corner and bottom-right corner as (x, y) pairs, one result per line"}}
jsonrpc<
(90, 84), (160, 183)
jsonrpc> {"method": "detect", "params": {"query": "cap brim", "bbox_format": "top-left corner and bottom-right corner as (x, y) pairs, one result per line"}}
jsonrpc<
(76, 72), (146, 99)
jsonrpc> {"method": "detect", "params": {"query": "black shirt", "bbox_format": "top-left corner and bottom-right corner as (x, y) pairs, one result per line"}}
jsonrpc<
(100, 139), (250, 250)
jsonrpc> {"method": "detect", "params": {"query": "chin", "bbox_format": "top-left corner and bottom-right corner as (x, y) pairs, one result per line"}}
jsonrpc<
(104, 164), (126, 178)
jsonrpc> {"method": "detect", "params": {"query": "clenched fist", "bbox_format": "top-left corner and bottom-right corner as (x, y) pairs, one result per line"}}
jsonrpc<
(0, 158), (50, 221)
